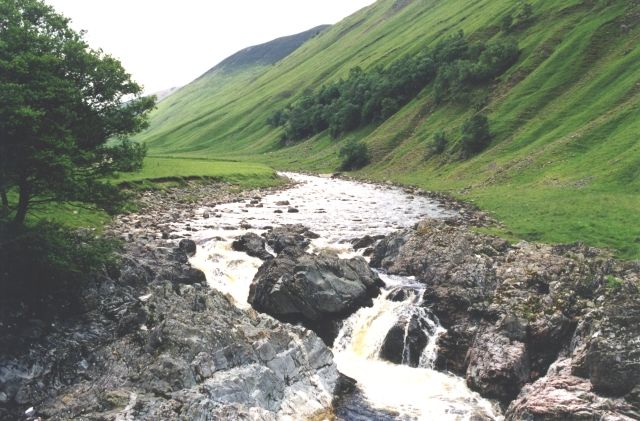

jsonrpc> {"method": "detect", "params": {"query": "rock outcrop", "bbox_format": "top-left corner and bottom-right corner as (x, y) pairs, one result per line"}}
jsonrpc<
(249, 247), (384, 344)
(0, 182), (343, 421)
(370, 217), (640, 415)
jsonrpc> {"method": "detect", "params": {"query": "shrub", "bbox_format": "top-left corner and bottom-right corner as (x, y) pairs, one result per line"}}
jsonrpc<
(0, 221), (120, 312)
(460, 114), (492, 158)
(501, 14), (513, 32)
(429, 130), (448, 155)
(339, 142), (370, 171)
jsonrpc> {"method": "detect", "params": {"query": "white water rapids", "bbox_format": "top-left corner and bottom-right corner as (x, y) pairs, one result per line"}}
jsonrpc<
(179, 173), (502, 420)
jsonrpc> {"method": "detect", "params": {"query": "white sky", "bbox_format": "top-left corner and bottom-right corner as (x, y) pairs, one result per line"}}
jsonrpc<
(45, 0), (376, 94)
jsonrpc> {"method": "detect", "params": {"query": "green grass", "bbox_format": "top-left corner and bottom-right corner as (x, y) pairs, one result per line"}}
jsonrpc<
(115, 157), (282, 188)
(2, 157), (282, 231)
(132, 0), (640, 259)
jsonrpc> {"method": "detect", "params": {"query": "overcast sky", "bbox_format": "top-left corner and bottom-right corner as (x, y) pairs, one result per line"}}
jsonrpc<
(45, 0), (376, 94)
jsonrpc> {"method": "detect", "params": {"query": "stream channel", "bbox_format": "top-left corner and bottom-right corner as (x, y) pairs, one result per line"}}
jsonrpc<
(182, 173), (501, 420)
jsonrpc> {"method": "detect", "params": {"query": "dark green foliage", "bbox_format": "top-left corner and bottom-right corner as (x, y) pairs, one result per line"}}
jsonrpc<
(339, 141), (370, 171)
(429, 130), (448, 155)
(501, 14), (513, 32)
(0, 221), (120, 311)
(516, 3), (534, 23)
(0, 0), (155, 225)
(460, 114), (492, 158)
(270, 32), (518, 143)
(433, 36), (520, 102)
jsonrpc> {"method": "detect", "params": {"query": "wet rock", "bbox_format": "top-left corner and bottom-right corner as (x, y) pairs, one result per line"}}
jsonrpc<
(287, 207), (299, 213)
(178, 239), (197, 256)
(248, 250), (384, 344)
(379, 310), (436, 367)
(351, 234), (385, 251)
(466, 329), (530, 403)
(232, 233), (273, 261)
(369, 230), (411, 271)
(173, 266), (207, 285)
(386, 287), (410, 302)
(263, 224), (319, 254)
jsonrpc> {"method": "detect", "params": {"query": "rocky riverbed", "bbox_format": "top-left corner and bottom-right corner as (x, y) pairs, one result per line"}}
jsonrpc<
(1, 175), (639, 420)
(0, 181), (349, 420)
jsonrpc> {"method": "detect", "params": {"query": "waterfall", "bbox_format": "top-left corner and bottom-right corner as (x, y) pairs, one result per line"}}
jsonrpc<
(180, 173), (502, 420)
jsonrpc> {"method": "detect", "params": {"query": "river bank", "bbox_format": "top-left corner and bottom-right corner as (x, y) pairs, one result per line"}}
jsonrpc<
(1, 175), (638, 420)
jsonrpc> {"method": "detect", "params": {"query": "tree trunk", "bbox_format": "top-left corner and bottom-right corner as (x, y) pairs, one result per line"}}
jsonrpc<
(14, 181), (31, 225)
(0, 188), (8, 215)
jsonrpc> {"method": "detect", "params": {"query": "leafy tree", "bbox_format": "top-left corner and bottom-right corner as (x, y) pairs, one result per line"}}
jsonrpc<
(271, 31), (518, 144)
(501, 14), (513, 32)
(339, 141), (370, 171)
(429, 130), (447, 155)
(0, 0), (155, 225)
(460, 114), (492, 158)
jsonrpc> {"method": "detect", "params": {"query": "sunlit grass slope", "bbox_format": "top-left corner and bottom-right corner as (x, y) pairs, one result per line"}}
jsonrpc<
(115, 157), (281, 188)
(136, 0), (640, 258)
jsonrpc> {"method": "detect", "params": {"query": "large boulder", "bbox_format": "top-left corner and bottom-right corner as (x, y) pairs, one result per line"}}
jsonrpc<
(231, 232), (273, 261)
(506, 358), (636, 420)
(178, 239), (197, 256)
(570, 284), (640, 396)
(466, 329), (530, 403)
(263, 224), (319, 254)
(248, 249), (384, 344)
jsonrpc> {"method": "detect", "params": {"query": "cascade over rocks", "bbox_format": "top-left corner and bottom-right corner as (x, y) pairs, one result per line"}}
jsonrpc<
(370, 217), (640, 416)
(0, 182), (343, 421)
(249, 246), (384, 345)
(379, 311), (436, 367)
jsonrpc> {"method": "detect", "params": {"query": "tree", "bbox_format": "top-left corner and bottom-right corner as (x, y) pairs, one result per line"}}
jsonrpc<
(460, 114), (492, 158)
(0, 0), (155, 225)
(500, 14), (513, 32)
(339, 141), (370, 171)
(429, 130), (447, 155)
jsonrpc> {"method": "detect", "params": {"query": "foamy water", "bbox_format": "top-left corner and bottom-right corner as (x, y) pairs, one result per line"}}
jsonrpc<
(174, 173), (501, 420)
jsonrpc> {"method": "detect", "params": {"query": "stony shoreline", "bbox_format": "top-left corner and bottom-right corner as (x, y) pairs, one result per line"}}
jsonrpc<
(0, 180), (346, 420)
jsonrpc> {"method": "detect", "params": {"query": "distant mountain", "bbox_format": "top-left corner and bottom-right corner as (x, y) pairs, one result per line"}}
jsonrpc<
(149, 86), (180, 103)
(203, 25), (330, 76)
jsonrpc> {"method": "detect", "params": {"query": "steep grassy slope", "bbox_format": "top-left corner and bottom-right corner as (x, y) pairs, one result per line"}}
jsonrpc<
(136, 0), (640, 258)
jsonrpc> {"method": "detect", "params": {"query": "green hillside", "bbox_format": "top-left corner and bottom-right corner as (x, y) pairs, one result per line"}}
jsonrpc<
(135, 0), (640, 259)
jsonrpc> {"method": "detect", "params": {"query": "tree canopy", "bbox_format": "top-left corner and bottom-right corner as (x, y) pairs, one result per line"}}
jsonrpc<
(268, 32), (519, 146)
(0, 0), (155, 224)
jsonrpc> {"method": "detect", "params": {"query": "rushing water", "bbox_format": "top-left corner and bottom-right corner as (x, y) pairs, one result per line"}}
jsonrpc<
(181, 173), (502, 420)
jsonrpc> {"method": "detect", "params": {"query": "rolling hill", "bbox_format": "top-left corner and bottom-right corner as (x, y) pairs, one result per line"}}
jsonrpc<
(134, 0), (640, 259)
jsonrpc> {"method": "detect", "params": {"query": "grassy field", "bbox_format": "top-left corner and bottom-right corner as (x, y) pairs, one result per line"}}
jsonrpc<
(115, 157), (281, 188)
(3, 158), (281, 230)
(133, 0), (640, 259)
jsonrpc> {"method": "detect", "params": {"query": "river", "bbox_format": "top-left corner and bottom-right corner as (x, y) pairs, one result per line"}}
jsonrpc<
(183, 173), (502, 420)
